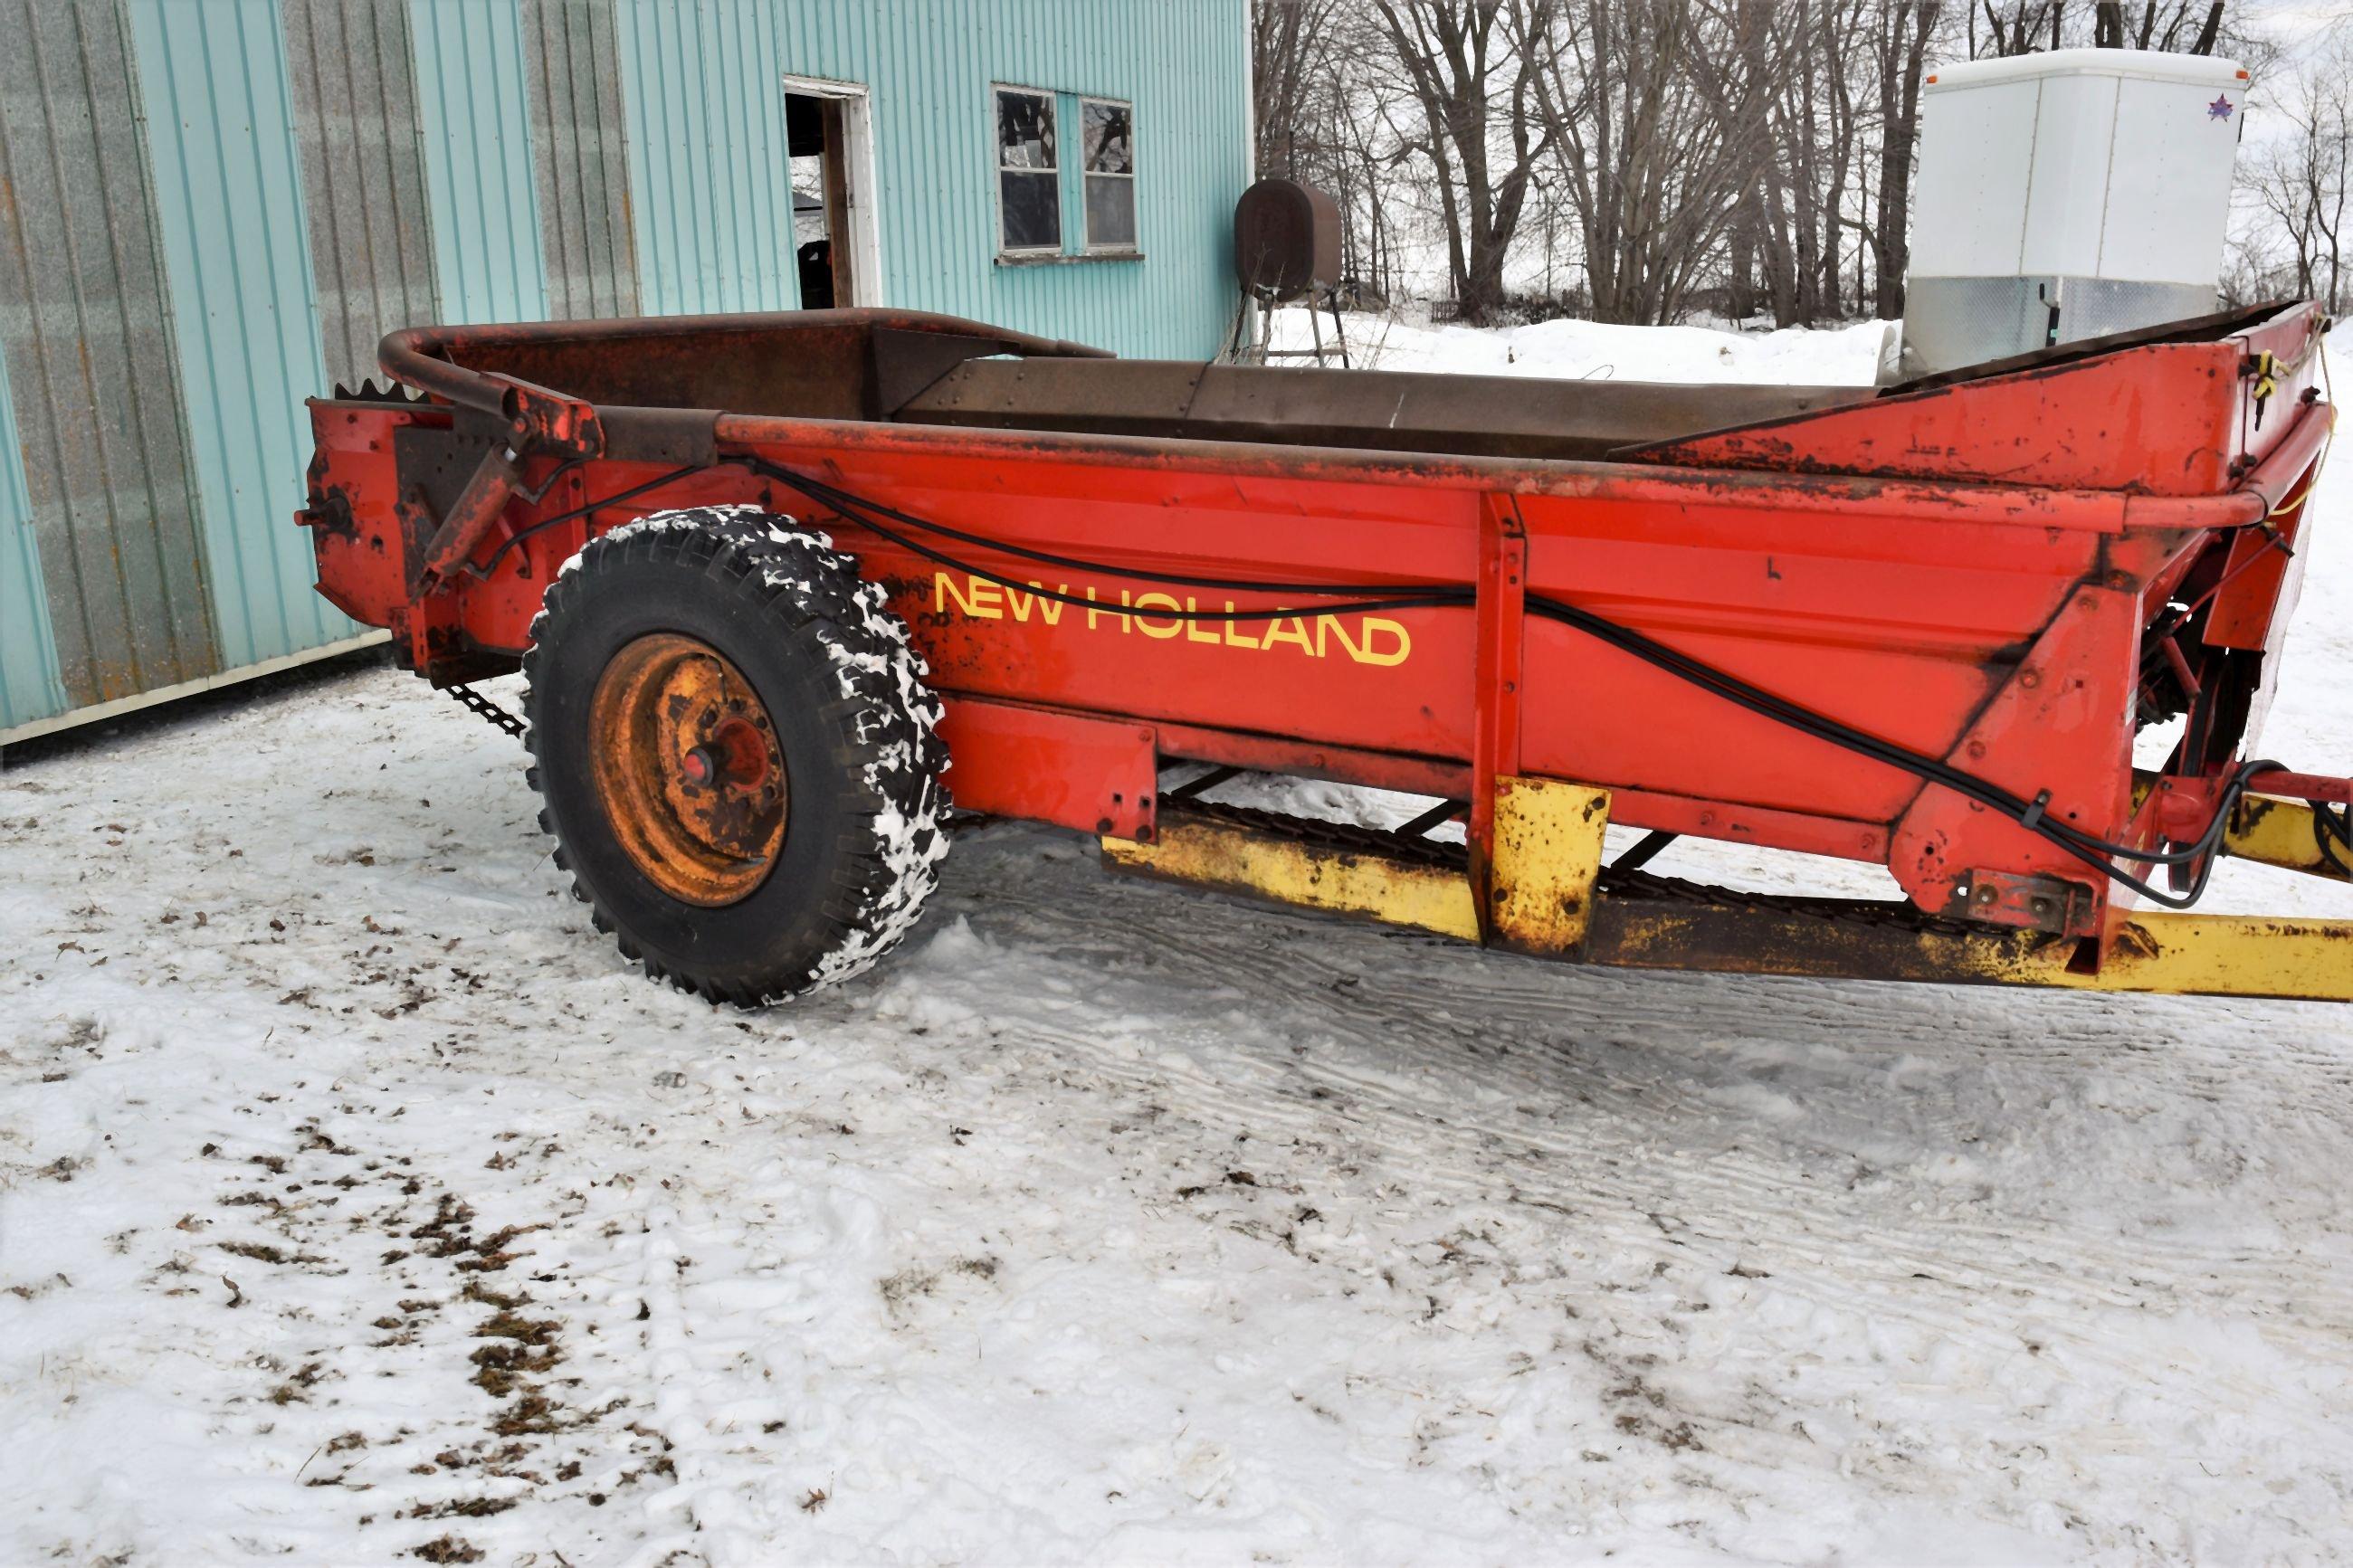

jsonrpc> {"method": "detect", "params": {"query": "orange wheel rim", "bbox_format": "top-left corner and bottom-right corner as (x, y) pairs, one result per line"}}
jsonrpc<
(588, 633), (788, 907)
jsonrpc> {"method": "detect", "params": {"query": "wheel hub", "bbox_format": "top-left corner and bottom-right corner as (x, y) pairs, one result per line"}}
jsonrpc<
(588, 633), (788, 906)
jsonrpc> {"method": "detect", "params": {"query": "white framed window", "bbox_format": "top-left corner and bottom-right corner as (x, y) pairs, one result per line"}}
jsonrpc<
(1080, 98), (1136, 252)
(995, 85), (1060, 253)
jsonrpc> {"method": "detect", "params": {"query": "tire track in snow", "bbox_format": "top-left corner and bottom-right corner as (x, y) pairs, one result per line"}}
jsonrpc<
(597, 1126), (913, 1565)
(933, 830), (2353, 1392)
(626, 1199), (711, 1564)
(9, 658), (2352, 1563)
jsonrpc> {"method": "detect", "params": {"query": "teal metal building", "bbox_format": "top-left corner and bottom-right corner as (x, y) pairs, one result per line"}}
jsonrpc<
(0, 0), (1252, 746)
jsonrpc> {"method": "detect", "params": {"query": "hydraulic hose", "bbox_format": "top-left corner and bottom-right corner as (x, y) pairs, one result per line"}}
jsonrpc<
(739, 455), (2282, 910)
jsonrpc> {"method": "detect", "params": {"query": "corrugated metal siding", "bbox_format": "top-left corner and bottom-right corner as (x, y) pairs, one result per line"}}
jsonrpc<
(522, 0), (638, 318)
(283, 0), (441, 390)
(614, 0), (797, 315)
(614, 0), (1250, 356)
(126, 0), (355, 671)
(409, 0), (549, 323)
(0, 326), (69, 731)
(0, 0), (218, 708)
(6, 0), (1249, 740)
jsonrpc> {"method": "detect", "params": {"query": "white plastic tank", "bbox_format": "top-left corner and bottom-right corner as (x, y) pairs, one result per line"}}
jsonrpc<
(1902, 48), (2249, 375)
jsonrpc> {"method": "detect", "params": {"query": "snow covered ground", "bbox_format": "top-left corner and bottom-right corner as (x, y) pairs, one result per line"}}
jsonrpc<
(1263, 305), (1896, 388)
(3, 318), (2349, 1567)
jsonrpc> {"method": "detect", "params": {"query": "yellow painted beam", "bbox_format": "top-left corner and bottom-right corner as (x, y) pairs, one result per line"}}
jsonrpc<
(2025, 913), (2352, 1000)
(2132, 772), (2350, 884)
(1592, 903), (2353, 1003)
(1102, 813), (1478, 941)
(1106, 794), (2352, 1004)
(2226, 794), (2351, 883)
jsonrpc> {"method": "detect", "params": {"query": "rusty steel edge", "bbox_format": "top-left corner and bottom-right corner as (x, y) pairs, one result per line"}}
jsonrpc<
(700, 412), (2321, 534)
(358, 305), (2323, 533)
(376, 308), (1113, 416)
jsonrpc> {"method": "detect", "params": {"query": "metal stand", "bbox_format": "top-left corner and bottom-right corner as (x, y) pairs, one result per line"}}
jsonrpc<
(1232, 285), (1351, 369)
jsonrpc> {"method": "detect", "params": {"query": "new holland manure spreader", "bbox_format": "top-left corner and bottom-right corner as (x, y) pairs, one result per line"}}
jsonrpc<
(294, 55), (2348, 1007)
(294, 292), (2346, 1005)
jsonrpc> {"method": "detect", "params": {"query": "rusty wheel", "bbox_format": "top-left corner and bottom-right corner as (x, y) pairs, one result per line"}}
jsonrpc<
(588, 633), (788, 907)
(523, 507), (948, 1004)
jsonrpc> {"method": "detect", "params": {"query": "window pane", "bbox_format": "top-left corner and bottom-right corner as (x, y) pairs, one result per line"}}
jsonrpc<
(1082, 101), (1131, 174)
(1085, 176), (1135, 249)
(997, 90), (1055, 170)
(1002, 171), (1061, 250)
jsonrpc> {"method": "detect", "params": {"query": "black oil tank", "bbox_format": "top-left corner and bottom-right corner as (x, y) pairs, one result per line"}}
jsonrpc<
(1234, 179), (1341, 300)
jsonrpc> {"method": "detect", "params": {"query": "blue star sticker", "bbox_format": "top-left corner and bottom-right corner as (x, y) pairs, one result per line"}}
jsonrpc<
(2208, 94), (2234, 119)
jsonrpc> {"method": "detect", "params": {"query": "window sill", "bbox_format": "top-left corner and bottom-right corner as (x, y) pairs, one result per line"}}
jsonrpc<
(996, 250), (1147, 266)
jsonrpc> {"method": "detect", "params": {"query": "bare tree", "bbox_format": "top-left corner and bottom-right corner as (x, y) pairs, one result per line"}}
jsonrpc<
(1970, 1), (2062, 56)
(2093, 1), (2224, 52)
(1798, 0), (1872, 319)
(1713, 0), (1887, 326)
(1252, 3), (1422, 301)
(1253, 0), (1341, 176)
(1519, 0), (1779, 322)
(1243, 0), (2310, 335)
(1372, 0), (1557, 321)
(1974, 0), (2250, 54)
(2249, 29), (2352, 313)
(1869, 0), (1939, 318)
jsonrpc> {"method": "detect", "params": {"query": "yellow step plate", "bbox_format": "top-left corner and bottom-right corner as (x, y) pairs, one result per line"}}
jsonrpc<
(1488, 777), (1611, 955)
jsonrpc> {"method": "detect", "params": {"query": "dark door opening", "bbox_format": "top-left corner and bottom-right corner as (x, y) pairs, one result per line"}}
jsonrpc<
(786, 91), (856, 309)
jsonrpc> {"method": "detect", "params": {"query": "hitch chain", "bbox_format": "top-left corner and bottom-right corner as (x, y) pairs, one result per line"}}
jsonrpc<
(446, 682), (527, 739)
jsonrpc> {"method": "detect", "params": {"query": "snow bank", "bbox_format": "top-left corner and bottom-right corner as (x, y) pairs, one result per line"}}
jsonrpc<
(1271, 306), (1891, 385)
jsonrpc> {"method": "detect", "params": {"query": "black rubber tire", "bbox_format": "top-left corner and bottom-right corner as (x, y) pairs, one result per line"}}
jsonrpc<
(521, 505), (948, 1004)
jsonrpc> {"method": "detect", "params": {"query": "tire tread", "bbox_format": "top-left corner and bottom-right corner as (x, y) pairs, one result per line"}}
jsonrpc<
(520, 506), (948, 1006)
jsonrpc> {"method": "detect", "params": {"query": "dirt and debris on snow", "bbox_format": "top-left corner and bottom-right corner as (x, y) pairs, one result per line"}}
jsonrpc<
(2, 322), (2349, 1566)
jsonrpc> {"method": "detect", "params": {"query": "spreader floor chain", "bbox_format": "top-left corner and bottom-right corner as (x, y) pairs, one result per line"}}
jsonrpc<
(1104, 793), (2353, 1003)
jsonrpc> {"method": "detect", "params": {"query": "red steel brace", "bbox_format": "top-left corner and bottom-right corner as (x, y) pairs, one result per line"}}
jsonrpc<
(1468, 493), (1528, 937)
(415, 375), (605, 587)
(2243, 768), (2353, 806)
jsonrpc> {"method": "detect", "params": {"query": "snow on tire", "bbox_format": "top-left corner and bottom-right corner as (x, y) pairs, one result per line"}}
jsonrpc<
(520, 505), (948, 1005)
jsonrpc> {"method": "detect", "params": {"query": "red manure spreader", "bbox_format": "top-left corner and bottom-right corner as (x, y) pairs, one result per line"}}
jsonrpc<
(300, 304), (2348, 1004)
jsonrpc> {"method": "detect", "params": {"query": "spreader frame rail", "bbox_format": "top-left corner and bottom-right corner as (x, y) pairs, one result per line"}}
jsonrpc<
(1105, 792), (2353, 1004)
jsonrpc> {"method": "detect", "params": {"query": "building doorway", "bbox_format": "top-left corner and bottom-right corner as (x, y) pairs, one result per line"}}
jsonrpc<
(784, 78), (878, 309)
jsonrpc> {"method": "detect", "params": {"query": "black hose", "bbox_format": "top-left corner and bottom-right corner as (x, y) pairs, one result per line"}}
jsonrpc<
(2319, 800), (2352, 879)
(733, 455), (2274, 910)
(467, 462), (711, 579)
